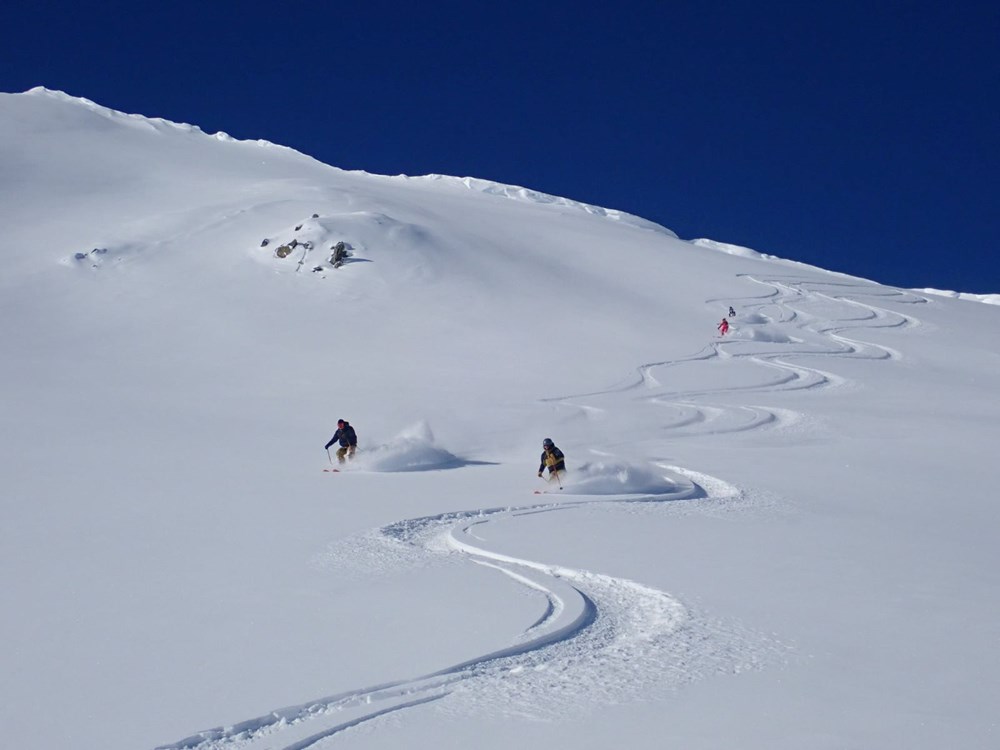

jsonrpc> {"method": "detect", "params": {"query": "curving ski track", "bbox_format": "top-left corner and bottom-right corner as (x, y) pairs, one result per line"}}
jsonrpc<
(158, 276), (923, 749)
(548, 275), (923, 441)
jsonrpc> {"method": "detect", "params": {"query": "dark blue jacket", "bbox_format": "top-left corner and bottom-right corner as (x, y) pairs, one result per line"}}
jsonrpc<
(325, 423), (357, 449)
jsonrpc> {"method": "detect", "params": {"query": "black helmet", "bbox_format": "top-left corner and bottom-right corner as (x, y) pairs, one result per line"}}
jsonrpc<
(542, 438), (554, 447)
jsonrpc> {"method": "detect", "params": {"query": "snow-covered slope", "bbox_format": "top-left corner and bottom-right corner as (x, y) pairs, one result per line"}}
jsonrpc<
(2, 89), (999, 750)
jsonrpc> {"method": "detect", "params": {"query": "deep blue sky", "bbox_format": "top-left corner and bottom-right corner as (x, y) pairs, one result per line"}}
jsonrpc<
(3, 1), (997, 292)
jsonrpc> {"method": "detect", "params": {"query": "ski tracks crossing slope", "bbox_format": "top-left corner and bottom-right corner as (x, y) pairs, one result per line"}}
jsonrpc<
(158, 275), (922, 749)
(549, 274), (923, 441)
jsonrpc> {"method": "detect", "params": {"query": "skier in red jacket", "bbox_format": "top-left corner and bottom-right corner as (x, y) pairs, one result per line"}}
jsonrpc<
(717, 318), (730, 336)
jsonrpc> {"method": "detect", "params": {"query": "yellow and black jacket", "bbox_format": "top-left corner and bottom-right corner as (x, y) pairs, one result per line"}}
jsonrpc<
(539, 446), (566, 474)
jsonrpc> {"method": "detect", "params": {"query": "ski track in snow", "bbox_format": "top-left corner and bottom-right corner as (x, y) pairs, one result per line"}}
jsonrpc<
(549, 275), (922, 440)
(158, 276), (919, 749)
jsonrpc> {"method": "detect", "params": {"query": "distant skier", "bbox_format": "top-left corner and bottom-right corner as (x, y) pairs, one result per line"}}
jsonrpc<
(718, 318), (730, 336)
(538, 438), (566, 480)
(728, 306), (736, 317)
(324, 419), (358, 464)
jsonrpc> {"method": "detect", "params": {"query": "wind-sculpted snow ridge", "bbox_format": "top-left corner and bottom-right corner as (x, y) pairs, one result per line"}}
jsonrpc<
(23, 87), (300, 150)
(691, 237), (771, 259)
(916, 287), (1000, 305)
(400, 173), (677, 236)
(160, 466), (783, 750)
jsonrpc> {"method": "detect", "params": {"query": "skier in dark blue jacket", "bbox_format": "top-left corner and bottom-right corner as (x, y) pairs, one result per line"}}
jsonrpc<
(325, 419), (358, 464)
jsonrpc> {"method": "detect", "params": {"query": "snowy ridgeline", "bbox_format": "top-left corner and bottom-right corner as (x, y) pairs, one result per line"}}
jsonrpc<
(917, 287), (1000, 305)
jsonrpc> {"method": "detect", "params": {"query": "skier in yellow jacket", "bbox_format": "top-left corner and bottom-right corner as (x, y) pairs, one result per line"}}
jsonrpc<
(537, 438), (566, 479)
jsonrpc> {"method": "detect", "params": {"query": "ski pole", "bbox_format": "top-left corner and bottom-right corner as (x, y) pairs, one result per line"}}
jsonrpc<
(326, 448), (333, 464)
